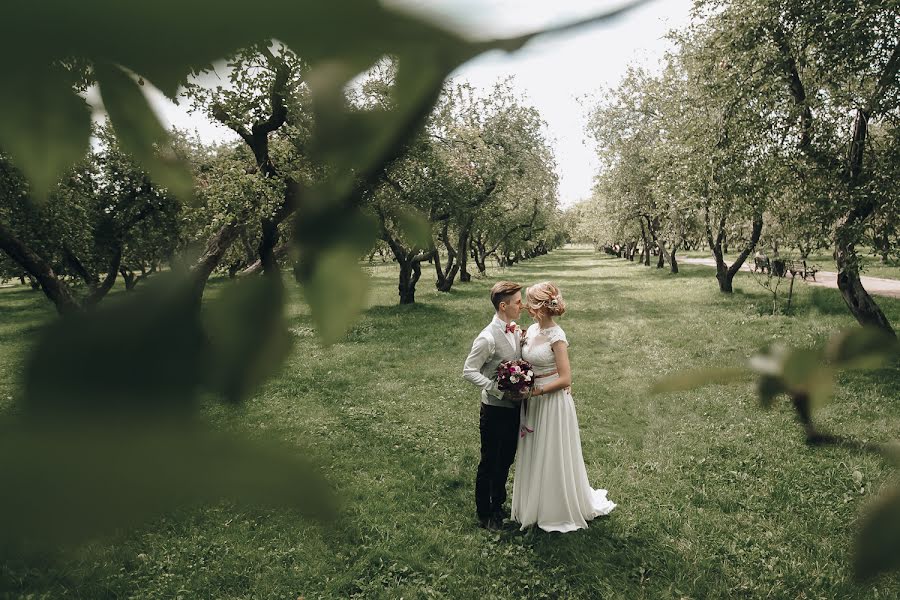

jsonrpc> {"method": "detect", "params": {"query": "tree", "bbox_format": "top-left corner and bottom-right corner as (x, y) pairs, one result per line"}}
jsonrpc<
(691, 0), (900, 333)
(0, 125), (181, 314)
(428, 81), (559, 289)
(184, 44), (315, 302)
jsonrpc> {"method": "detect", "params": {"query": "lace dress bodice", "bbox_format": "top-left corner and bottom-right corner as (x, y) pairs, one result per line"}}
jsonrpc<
(522, 324), (568, 374)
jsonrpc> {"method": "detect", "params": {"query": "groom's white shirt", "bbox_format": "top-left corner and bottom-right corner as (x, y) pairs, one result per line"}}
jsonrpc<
(462, 315), (520, 408)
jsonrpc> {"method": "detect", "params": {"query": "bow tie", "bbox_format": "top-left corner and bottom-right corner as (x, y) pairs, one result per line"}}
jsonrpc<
(505, 322), (517, 334)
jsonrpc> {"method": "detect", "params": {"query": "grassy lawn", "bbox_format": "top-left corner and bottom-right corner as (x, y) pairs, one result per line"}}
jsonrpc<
(2, 246), (899, 599)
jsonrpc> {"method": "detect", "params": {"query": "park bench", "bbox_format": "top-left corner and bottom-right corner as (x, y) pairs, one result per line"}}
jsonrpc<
(786, 260), (818, 281)
(760, 257), (818, 280)
(751, 256), (770, 273)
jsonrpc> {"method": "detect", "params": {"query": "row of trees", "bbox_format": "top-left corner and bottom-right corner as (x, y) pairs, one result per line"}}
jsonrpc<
(367, 77), (565, 303)
(1, 51), (564, 312)
(576, 0), (900, 336)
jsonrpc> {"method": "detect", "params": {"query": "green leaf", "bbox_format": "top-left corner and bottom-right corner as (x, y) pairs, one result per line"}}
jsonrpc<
(747, 344), (790, 377)
(95, 62), (194, 200)
(855, 486), (900, 580)
(396, 207), (433, 249)
(22, 276), (205, 419)
(650, 367), (746, 394)
(304, 247), (369, 345)
(0, 72), (91, 202)
(203, 275), (293, 403)
(756, 375), (786, 409)
(0, 421), (334, 551)
(806, 371), (835, 412)
(882, 442), (900, 468)
(826, 327), (899, 370)
(295, 205), (378, 259)
(781, 348), (834, 411)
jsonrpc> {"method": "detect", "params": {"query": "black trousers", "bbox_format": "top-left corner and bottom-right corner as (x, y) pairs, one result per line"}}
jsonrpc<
(475, 402), (519, 519)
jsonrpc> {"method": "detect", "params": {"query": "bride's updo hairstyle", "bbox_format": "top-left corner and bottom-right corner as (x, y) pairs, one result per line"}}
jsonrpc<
(525, 281), (566, 317)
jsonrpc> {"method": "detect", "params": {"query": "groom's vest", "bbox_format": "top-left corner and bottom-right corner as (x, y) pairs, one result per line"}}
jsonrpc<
(480, 323), (520, 409)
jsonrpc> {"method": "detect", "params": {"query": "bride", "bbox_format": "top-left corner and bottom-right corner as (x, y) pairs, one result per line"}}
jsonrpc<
(511, 281), (616, 532)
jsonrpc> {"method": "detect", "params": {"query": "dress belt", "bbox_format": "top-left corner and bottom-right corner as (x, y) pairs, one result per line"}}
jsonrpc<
(534, 370), (558, 379)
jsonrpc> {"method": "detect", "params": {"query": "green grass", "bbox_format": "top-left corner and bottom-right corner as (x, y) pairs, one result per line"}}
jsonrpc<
(2, 247), (899, 599)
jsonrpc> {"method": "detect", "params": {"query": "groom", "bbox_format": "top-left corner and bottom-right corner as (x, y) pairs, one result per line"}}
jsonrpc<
(462, 281), (524, 529)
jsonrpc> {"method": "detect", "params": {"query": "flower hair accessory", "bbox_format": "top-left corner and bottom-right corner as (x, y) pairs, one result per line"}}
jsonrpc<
(548, 296), (559, 309)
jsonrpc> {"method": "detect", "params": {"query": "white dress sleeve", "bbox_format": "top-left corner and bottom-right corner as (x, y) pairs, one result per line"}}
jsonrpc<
(547, 326), (568, 347)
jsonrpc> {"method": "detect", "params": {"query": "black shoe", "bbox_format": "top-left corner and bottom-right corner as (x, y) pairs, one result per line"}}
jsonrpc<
(478, 516), (497, 530)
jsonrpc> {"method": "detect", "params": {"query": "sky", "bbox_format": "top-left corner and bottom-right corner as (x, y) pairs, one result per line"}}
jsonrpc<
(149, 0), (694, 207)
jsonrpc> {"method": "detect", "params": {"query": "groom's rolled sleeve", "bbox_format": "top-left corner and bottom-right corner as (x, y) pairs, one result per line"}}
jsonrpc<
(463, 335), (502, 398)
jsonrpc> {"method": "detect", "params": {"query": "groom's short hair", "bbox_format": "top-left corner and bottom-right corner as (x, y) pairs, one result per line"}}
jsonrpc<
(490, 281), (521, 310)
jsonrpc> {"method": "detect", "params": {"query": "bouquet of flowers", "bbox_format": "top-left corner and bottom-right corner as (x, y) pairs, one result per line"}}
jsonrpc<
(497, 359), (534, 399)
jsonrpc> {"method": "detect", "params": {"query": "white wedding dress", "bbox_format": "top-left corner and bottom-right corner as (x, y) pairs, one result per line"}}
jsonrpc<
(511, 324), (616, 532)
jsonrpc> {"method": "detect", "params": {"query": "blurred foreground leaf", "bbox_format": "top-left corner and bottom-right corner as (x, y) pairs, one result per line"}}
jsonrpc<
(1, 273), (331, 553)
(756, 375), (787, 409)
(204, 275), (293, 403)
(650, 367), (746, 394)
(396, 207), (434, 250)
(780, 348), (834, 412)
(826, 327), (900, 370)
(22, 276), (205, 418)
(855, 486), (900, 580)
(0, 421), (334, 552)
(304, 247), (369, 345)
(95, 62), (194, 200)
(652, 328), (897, 444)
(0, 73), (91, 202)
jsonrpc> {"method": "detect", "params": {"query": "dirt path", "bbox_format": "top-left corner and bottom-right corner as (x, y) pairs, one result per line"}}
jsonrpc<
(678, 257), (900, 300)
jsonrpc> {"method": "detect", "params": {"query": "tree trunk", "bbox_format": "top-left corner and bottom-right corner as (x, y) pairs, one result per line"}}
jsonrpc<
(433, 255), (450, 291)
(0, 220), (81, 314)
(644, 215), (666, 269)
(119, 267), (137, 291)
(833, 108), (896, 336)
(189, 220), (243, 306)
(669, 244), (679, 274)
(239, 241), (291, 277)
(256, 180), (297, 281)
(639, 219), (650, 266)
(473, 238), (488, 275)
(84, 247), (123, 307)
(460, 246), (471, 283)
(434, 223), (456, 292)
(714, 214), (763, 293)
(399, 259), (416, 304)
(714, 251), (731, 292)
(457, 226), (472, 283)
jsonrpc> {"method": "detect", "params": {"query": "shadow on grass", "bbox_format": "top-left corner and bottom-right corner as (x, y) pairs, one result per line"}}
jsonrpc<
(805, 287), (851, 316)
(0, 289), (51, 316)
(363, 302), (457, 323)
(500, 518), (710, 595)
(510, 263), (604, 274)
